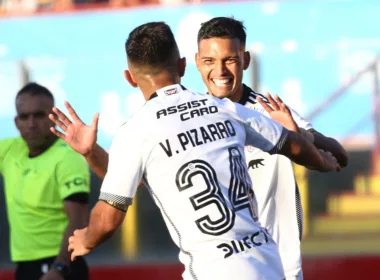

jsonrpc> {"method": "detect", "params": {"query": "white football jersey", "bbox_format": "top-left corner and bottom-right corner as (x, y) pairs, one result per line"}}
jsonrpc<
(100, 84), (287, 280)
(239, 84), (313, 280)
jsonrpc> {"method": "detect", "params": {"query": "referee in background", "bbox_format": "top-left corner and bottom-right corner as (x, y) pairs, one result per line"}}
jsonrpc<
(0, 83), (90, 280)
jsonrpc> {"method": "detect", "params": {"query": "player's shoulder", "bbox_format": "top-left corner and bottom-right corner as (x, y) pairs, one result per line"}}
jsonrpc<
(0, 137), (25, 152)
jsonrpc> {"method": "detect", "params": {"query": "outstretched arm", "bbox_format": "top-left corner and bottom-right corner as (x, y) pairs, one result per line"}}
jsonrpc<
(257, 93), (348, 167)
(309, 129), (348, 167)
(68, 201), (125, 261)
(279, 130), (340, 172)
(49, 101), (109, 179)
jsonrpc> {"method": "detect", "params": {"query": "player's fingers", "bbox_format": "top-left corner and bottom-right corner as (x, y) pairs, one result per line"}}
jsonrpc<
(49, 114), (68, 132)
(50, 127), (66, 139)
(256, 96), (273, 112)
(71, 251), (77, 262)
(64, 101), (83, 124)
(68, 243), (73, 252)
(266, 93), (280, 111)
(52, 107), (73, 127)
(274, 94), (285, 104)
(276, 95), (290, 112)
(91, 113), (100, 130)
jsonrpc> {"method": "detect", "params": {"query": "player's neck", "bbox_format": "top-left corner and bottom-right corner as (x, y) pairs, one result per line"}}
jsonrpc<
(28, 136), (58, 158)
(138, 72), (181, 100)
(229, 83), (244, 103)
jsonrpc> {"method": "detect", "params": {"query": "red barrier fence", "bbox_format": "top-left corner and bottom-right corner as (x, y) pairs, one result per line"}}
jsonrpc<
(1, 256), (379, 280)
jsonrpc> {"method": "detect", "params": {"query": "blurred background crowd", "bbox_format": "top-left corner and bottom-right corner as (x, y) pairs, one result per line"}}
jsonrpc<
(0, 0), (379, 279)
(0, 0), (203, 15)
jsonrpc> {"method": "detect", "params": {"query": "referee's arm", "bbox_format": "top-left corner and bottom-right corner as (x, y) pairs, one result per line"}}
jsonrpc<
(55, 151), (91, 265)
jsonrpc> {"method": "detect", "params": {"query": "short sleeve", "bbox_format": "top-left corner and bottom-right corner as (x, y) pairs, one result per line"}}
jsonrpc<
(235, 103), (288, 154)
(56, 150), (90, 200)
(99, 121), (144, 207)
(287, 106), (313, 130)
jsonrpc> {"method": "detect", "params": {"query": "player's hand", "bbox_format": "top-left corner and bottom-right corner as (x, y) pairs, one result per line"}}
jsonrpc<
(39, 268), (64, 280)
(256, 93), (300, 132)
(68, 227), (91, 262)
(318, 150), (341, 172)
(49, 101), (99, 157)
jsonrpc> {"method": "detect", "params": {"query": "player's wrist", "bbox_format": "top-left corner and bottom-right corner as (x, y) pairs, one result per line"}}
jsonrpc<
(299, 128), (314, 143)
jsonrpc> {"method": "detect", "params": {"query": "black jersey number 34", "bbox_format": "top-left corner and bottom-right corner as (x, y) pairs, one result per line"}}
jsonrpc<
(175, 147), (257, 236)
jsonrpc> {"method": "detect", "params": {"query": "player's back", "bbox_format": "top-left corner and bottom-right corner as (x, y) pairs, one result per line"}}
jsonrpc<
(105, 85), (285, 279)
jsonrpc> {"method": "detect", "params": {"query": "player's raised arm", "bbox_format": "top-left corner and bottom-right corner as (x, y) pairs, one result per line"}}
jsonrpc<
(256, 93), (348, 167)
(68, 120), (144, 260)
(236, 103), (340, 172)
(49, 101), (109, 179)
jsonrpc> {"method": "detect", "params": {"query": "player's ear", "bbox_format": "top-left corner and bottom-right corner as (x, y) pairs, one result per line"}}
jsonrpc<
(243, 51), (251, 70)
(178, 57), (186, 78)
(195, 53), (201, 70)
(14, 116), (20, 131)
(124, 70), (138, 88)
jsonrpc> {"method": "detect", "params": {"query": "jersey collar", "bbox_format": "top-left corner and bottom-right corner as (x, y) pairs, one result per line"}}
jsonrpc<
(237, 83), (255, 105)
(149, 84), (187, 100)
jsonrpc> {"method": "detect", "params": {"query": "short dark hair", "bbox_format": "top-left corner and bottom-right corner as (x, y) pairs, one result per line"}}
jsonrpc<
(198, 17), (247, 46)
(125, 22), (180, 73)
(16, 82), (54, 102)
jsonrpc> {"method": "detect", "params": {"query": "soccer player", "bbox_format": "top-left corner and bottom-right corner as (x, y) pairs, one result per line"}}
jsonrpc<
(60, 22), (339, 280)
(0, 83), (90, 280)
(195, 17), (348, 280)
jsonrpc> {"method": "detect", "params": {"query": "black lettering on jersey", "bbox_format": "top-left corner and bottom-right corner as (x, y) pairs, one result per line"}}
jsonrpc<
(185, 131), (196, 147)
(209, 106), (218, 113)
(180, 105), (218, 122)
(159, 139), (173, 157)
(199, 107), (208, 115)
(207, 124), (221, 140)
(175, 121), (236, 154)
(190, 109), (201, 119)
(190, 129), (203, 146)
(65, 177), (87, 189)
(156, 98), (212, 120)
(180, 112), (190, 121)
(191, 100), (202, 108)
(200, 126), (213, 143)
(199, 99), (207, 105)
(216, 230), (269, 258)
(251, 231), (262, 246)
(178, 133), (190, 151)
(216, 243), (234, 259)
(225, 120), (236, 136)
(156, 109), (167, 119)
(216, 122), (229, 138)
(177, 103), (187, 112)
(167, 106), (177, 114)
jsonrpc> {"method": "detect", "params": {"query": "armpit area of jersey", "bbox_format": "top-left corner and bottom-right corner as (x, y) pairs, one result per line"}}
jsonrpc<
(64, 192), (89, 204)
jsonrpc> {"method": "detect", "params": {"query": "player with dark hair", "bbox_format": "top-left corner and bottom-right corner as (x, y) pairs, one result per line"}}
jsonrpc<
(0, 82), (90, 280)
(196, 16), (348, 280)
(55, 22), (339, 280)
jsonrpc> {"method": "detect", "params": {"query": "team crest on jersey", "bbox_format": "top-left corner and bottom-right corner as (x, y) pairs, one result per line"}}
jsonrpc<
(164, 88), (178, 96)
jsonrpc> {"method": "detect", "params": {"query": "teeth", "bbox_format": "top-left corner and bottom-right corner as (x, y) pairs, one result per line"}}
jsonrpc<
(213, 79), (230, 86)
